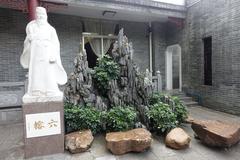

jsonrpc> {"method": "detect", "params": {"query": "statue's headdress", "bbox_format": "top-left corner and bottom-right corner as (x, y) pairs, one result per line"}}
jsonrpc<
(36, 7), (47, 16)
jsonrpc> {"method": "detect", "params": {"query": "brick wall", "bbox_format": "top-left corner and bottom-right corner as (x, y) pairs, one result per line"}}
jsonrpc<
(168, 0), (240, 115)
(0, 9), (27, 82)
(120, 21), (150, 72)
(48, 14), (83, 75)
(152, 22), (167, 87)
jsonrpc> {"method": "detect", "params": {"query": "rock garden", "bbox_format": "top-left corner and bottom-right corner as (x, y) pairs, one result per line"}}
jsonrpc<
(63, 29), (240, 157)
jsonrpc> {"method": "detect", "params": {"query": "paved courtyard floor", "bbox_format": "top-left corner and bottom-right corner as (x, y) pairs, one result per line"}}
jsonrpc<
(0, 106), (240, 160)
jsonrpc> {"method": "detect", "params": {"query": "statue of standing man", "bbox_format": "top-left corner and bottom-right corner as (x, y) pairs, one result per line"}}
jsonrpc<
(20, 7), (67, 103)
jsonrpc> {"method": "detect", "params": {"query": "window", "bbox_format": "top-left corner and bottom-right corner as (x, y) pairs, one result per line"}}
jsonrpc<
(203, 36), (212, 85)
(82, 33), (117, 68)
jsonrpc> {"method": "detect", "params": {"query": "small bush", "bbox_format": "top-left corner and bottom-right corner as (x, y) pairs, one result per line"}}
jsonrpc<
(105, 106), (137, 132)
(171, 96), (188, 124)
(64, 103), (103, 134)
(147, 93), (188, 133)
(93, 55), (120, 95)
(149, 92), (162, 105)
(147, 102), (177, 133)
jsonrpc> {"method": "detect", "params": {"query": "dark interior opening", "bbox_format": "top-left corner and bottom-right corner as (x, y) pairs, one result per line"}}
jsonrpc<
(172, 48), (180, 89)
(85, 42), (114, 68)
(203, 36), (212, 86)
(106, 42), (114, 56)
(85, 42), (97, 68)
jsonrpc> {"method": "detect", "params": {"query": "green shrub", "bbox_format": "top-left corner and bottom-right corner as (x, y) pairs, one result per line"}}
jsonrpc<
(149, 92), (162, 105)
(149, 93), (188, 123)
(93, 55), (120, 95)
(105, 106), (137, 132)
(147, 102), (177, 133)
(147, 93), (188, 133)
(171, 96), (188, 124)
(64, 103), (103, 134)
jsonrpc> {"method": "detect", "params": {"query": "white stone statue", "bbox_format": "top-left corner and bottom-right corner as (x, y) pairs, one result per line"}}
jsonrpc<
(20, 7), (67, 103)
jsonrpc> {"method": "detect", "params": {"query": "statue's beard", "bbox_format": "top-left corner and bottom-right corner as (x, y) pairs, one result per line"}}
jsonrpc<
(36, 19), (47, 26)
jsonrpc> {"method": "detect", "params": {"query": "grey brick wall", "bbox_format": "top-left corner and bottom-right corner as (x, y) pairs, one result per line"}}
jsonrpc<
(168, 0), (240, 115)
(48, 14), (83, 75)
(0, 9), (27, 82)
(152, 22), (167, 88)
(120, 21), (150, 72)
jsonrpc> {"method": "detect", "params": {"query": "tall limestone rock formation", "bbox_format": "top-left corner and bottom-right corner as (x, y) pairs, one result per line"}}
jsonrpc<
(65, 29), (153, 124)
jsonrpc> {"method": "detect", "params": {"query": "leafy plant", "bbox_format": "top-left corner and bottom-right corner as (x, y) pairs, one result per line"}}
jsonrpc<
(149, 92), (162, 105)
(93, 55), (120, 95)
(105, 106), (137, 132)
(64, 103), (103, 134)
(147, 93), (188, 133)
(171, 96), (188, 123)
(147, 102), (177, 133)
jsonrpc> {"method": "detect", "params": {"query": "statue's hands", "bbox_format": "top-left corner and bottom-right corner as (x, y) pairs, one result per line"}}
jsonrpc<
(27, 34), (37, 41)
(49, 57), (56, 63)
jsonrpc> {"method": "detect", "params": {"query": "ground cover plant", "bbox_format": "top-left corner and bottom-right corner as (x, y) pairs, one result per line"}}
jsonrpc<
(105, 106), (137, 132)
(64, 103), (103, 134)
(147, 102), (177, 133)
(64, 103), (138, 133)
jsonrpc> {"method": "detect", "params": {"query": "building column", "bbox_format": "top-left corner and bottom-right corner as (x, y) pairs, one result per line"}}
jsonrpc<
(27, 0), (39, 21)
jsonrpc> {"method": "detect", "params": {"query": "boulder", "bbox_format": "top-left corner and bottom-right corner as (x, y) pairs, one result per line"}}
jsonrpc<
(165, 128), (191, 150)
(65, 130), (94, 153)
(106, 128), (152, 155)
(192, 120), (240, 147)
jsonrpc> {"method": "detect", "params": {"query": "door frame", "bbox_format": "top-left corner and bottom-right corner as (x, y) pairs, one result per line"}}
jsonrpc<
(165, 44), (182, 91)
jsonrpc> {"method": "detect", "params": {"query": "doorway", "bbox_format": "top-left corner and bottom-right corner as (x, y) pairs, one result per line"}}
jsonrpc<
(165, 44), (182, 91)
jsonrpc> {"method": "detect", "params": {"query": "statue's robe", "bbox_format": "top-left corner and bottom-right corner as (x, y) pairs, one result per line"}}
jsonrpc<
(20, 20), (67, 95)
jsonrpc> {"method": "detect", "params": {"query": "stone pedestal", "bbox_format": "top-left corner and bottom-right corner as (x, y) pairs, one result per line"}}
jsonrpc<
(22, 101), (64, 159)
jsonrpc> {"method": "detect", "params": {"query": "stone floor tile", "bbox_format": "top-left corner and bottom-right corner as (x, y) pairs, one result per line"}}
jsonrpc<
(29, 153), (71, 160)
(95, 155), (117, 160)
(162, 155), (184, 160)
(150, 135), (178, 158)
(89, 134), (111, 158)
(117, 151), (158, 160)
(0, 146), (24, 160)
(70, 151), (94, 160)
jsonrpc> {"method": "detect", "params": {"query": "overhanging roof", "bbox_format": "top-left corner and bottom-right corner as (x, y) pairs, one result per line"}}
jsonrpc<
(45, 0), (186, 22)
(0, 0), (186, 22)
